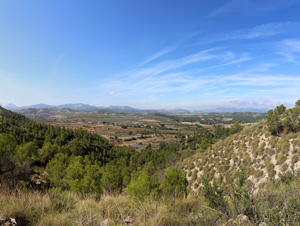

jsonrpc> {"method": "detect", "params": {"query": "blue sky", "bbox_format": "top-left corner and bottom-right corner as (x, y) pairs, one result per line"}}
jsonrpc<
(1, 0), (300, 110)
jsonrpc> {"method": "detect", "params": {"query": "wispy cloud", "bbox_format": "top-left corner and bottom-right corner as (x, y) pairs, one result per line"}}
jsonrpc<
(98, 64), (300, 104)
(198, 53), (252, 72)
(140, 47), (175, 66)
(129, 48), (221, 78)
(96, 38), (300, 109)
(211, 0), (299, 16)
(278, 39), (300, 62)
(248, 63), (277, 72)
(212, 22), (300, 42)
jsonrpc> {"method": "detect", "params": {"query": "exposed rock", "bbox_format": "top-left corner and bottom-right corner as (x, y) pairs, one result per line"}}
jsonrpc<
(0, 215), (18, 226)
(259, 223), (267, 226)
(100, 218), (109, 226)
(221, 214), (253, 226)
(124, 215), (134, 225)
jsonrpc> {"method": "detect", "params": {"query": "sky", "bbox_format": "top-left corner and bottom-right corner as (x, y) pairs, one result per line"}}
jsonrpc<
(1, 0), (300, 110)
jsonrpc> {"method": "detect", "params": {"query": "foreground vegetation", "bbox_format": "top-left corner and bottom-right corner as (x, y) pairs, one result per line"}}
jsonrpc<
(1, 171), (300, 225)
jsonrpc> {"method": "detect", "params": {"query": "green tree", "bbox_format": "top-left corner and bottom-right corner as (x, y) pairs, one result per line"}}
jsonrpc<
(101, 165), (123, 194)
(64, 156), (84, 191)
(39, 142), (60, 163)
(283, 108), (300, 132)
(296, 99), (300, 107)
(160, 167), (188, 198)
(0, 106), (2, 132)
(275, 104), (286, 115)
(15, 142), (38, 164)
(46, 153), (69, 188)
(266, 109), (281, 135)
(0, 134), (17, 157)
(81, 165), (102, 193)
(266, 104), (287, 135)
(127, 171), (159, 200)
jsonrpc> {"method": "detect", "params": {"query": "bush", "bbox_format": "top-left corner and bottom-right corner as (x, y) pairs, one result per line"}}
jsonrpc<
(160, 167), (188, 198)
(126, 171), (159, 200)
(202, 175), (228, 214)
(255, 175), (300, 225)
(291, 153), (299, 164)
(231, 168), (255, 217)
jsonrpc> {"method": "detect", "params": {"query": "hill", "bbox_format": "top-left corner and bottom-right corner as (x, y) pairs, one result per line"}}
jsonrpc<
(0, 106), (30, 124)
(184, 103), (300, 195)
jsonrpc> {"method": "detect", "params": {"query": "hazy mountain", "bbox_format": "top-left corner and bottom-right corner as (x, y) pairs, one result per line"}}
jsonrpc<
(4, 103), (268, 114)
(157, 108), (191, 114)
(106, 105), (138, 112)
(3, 103), (19, 110)
(4, 104), (54, 110)
(56, 103), (100, 110)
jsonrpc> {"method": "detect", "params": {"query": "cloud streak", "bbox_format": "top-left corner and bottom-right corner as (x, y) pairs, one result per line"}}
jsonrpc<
(208, 22), (300, 43)
(211, 0), (299, 16)
(278, 39), (300, 62)
(96, 28), (300, 109)
(140, 47), (175, 66)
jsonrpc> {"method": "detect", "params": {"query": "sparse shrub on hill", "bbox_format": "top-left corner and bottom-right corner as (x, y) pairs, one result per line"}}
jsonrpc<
(291, 153), (299, 164)
(230, 121), (243, 134)
(202, 175), (228, 214)
(276, 153), (287, 165)
(255, 172), (300, 225)
(231, 168), (255, 218)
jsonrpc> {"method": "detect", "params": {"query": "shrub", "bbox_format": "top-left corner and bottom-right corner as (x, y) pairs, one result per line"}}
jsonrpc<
(254, 169), (263, 179)
(160, 167), (188, 198)
(191, 170), (198, 181)
(291, 153), (299, 164)
(281, 163), (288, 172)
(255, 175), (300, 225)
(231, 168), (255, 217)
(202, 175), (228, 214)
(266, 163), (276, 178)
(276, 154), (286, 165)
(126, 171), (159, 200)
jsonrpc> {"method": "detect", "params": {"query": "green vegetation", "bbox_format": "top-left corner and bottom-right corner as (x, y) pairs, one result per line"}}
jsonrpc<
(2, 170), (300, 225)
(0, 108), (208, 197)
(266, 101), (300, 135)
(1, 101), (300, 225)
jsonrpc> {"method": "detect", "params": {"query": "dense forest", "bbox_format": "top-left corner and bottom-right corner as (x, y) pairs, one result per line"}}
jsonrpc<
(0, 106), (240, 197)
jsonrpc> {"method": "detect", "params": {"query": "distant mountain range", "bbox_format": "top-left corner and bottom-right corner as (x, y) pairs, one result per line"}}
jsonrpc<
(3, 103), (268, 113)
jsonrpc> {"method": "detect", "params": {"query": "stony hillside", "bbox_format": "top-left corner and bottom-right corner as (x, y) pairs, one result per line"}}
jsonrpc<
(184, 104), (300, 195)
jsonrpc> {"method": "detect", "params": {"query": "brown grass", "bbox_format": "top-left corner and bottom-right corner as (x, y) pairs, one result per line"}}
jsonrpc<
(0, 186), (224, 226)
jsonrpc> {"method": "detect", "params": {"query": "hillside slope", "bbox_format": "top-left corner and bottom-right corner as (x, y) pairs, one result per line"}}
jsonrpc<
(184, 104), (300, 195)
(0, 106), (30, 124)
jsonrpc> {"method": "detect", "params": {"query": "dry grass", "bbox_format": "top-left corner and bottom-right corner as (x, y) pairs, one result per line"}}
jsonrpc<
(0, 186), (224, 226)
(291, 153), (299, 164)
